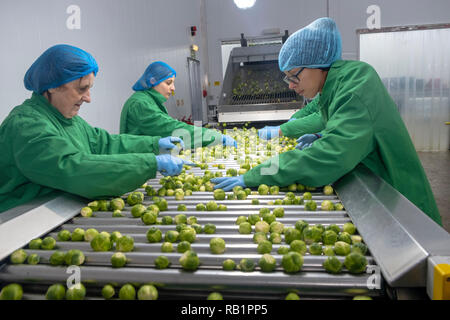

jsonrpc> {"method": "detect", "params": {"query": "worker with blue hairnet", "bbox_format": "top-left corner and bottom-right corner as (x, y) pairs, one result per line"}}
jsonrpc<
(0, 44), (190, 214)
(120, 61), (237, 148)
(212, 17), (441, 225)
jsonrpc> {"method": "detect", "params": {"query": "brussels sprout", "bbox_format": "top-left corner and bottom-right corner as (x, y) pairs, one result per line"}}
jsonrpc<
(259, 207), (270, 217)
(146, 227), (162, 243)
(272, 207), (285, 218)
(10, 249), (27, 264)
(196, 203), (206, 211)
(238, 258), (255, 272)
(253, 232), (268, 244)
(251, 199), (260, 205)
(258, 184), (269, 195)
(57, 230), (71, 241)
(49, 251), (66, 266)
(326, 224), (341, 234)
(235, 216), (247, 225)
(236, 190), (247, 200)
(119, 284), (136, 300)
(352, 242), (368, 255)
(176, 223), (188, 232)
(248, 214), (260, 225)
(108, 232), (121, 245)
(210, 237), (226, 254)
(303, 226), (322, 244)
(284, 227), (301, 244)
(65, 249), (85, 266)
(305, 200), (317, 211)
(161, 216), (173, 225)
(293, 196), (303, 205)
(303, 192), (312, 200)
(321, 200), (335, 211)
(323, 185), (334, 195)
(344, 252), (368, 273)
(179, 250), (200, 271)
(322, 230), (338, 245)
(138, 285), (158, 300)
(141, 210), (158, 225)
(147, 204), (160, 215)
(177, 241), (191, 253)
(90, 233), (111, 251)
(334, 241), (351, 256)
(160, 242), (173, 253)
(270, 221), (284, 234)
(27, 253), (40, 265)
(162, 231), (178, 244)
(323, 245), (335, 256)
(71, 228), (85, 241)
(294, 220), (309, 234)
(46, 284), (66, 300)
(155, 255), (171, 269)
(278, 246), (290, 255)
(155, 198), (168, 211)
(213, 189), (226, 200)
(254, 221), (270, 233)
(351, 235), (363, 244)
(207, 292), (223, 300)
(172, 214), (186, 225)
(259, 254), (277, 272)
(285, 292), (300, 300)
(174, 190), (185, 201)
(112, 209), (124, 217)
(111, 252), (127, 268)
(97, 200), (110, 211)
(309, 242), (323, 255)
(102, 284), (115, 299)
(274, 199), (283, 205)
(191, 224), (203, 234)
(226, 168), (237, 177)
(206, 201), (218, 211)
(203, 224), (217, 234)
(335, 203), (345, 211)
(87, 200), (100, 211)
(257, 240), (272, 254)
(269, 232), (282, 244)
(223, 259), (236, 271)
(116, 235), (134, 252)
(218, 204), (227, 211)
(179, 227), (197, 243)
(343, 222), (356, 235)
(66, 283), (86, 300)
(353, 296), (373, 300)
(338, 232), (352, 244)
(127, 191), (144, 206)
(289, 240), (307, 255)
(80, 206), (93, 218)
(281, 252), (304, 273)
(0, 283), (23, 300)
(269, 186), (280, 195)
(323, 256), (343, 274)
(262, 213), (276, 224)
(110, 198), (125, 211)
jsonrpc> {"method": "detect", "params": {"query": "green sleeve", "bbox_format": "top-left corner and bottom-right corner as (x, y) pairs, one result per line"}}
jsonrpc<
(244, 93), (375, 187)
(126, 99), (220, 148)
(12, 115), (158, 199)
(290, 97), (320, 119)
(280, 112), (325, 138)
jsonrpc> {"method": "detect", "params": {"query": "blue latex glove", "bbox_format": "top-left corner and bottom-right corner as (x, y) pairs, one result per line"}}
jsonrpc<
(295, 133), (322, 150)
(287, 118), (297, 122)
(258, 126), (280, 140)
(222, 135), (237, 148)
(155, 154), (191, 176)
(158, 136), (185, 154)
(210, 176), (246, 192)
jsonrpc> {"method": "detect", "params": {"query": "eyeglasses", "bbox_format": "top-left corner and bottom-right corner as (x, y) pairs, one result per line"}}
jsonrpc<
(283, 67), (305, 85)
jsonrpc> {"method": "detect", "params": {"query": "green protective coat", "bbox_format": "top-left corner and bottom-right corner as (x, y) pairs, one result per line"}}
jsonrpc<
(120, 89), (221, 148)
(0, 93), (160, 213)
(281, 97), (324, 138)
(244, 60), (441, 225)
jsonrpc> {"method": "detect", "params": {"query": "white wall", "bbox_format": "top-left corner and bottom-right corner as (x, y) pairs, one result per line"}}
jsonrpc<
(0, 0), (204, 133)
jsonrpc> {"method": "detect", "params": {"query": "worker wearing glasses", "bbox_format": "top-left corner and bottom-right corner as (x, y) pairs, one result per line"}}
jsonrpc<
(212, 17), (441, 225)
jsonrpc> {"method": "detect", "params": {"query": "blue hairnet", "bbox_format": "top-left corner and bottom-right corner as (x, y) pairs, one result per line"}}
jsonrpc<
(133, 61), (177, 91)
(24, 44), (98, 94)
(279, 17), (342, 71)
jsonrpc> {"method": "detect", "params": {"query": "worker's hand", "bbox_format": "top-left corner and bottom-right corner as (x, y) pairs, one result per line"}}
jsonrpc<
(295, 133), (322, 150)
(155, 154), (188, 176)
(210, 176), (245, 192)
(158, 136), (185, 154)
(222, 135), (237, 148)
(258, 126), (280, 140)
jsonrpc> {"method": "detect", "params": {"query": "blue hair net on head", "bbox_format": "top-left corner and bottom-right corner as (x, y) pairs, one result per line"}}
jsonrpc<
(132, 61), (176, 91)
(279, 17), (342, 71)
(24, 44), (98, 94)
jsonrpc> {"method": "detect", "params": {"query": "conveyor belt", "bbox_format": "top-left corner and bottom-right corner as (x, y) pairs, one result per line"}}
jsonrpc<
(0, 161), (383, 300)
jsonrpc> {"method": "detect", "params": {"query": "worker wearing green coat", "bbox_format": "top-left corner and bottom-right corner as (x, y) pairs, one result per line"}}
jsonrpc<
(0, 45), (189, 214)
(120, 61), (237, 149)
(212, 18), (441, 225)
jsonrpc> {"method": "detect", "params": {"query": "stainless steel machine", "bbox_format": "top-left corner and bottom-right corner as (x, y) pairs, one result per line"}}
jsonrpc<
(217, 44), (304, 125)
(1, 159), (448, 300)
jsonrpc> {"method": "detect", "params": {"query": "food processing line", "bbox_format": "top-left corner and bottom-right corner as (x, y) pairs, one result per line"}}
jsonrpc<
(217, 44), (304, 125)
(0, 154), (448, 300)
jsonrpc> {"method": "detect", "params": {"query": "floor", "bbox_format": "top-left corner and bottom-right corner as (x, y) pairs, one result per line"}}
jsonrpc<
(417, 151), (450, 233)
